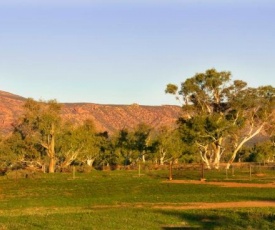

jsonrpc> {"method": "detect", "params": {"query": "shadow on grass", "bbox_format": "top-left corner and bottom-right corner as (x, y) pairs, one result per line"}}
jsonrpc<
(159, 208), (275, 230)
(160, 210), (230, 229)
(236, 194), (275, 202)
(162, 227), (200, 230)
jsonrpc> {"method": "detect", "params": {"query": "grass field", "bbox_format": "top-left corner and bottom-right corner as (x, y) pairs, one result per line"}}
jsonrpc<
(0, 169), (275, 229)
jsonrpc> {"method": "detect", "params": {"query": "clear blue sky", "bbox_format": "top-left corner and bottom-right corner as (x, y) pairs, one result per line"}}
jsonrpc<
(1, 0), (274, 105)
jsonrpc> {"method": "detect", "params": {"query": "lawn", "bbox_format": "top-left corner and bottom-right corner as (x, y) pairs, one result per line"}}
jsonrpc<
(0, 169), (275, 229)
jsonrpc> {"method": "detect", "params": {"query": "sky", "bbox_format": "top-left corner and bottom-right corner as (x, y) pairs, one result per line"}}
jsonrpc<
(0, 0), (275, 105)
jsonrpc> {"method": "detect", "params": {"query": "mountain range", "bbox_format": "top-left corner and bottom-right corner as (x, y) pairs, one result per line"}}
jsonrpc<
(0, 90), (181, 134)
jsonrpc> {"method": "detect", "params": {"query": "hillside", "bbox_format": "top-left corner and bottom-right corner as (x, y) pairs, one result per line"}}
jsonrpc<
(0, 90), (181, 134)
(0, 91), (26, 134)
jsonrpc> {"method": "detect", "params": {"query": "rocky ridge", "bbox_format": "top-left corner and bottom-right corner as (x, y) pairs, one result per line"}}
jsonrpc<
(0, 90), (181, 134)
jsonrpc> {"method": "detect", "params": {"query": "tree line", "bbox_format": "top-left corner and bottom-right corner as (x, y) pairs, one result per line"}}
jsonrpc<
(0, 98), (188, 173)
(0, 68), (275, 173)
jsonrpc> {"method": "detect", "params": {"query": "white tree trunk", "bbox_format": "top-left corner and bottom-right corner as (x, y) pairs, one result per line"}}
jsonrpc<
(159, 149), (166, 165)
(200, 150), (211, 169)
(142, 154), (146, 163)
(213, 138), (223, 169)
(226, 125), (264, 169)
(61, 150), (79, 169)
(87, 158), (95, 167)
(198, 144), (211, 169)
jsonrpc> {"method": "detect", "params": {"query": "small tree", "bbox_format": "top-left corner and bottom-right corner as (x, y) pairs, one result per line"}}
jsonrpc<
(132, 123), (152, 163)
(246, 142), (274, 163)
(56, 119), (100, 169)
(114, 128), (136, 166)
(0, 134), (18, 171)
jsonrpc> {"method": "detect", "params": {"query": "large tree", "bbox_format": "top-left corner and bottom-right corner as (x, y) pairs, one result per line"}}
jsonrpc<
(166, 68), (275, 169)
(13, 98), (61, 173)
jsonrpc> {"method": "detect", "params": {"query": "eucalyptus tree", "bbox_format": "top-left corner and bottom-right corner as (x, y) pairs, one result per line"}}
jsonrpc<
(13, 98), (61, 173)
(154, 127), (186, 180)
(225, 85), (275, 168)
(177, 115), (228, 169)
(132, 123), (152, 163)
(1, 130), (42, 169)
(77, 120), (101, 167)
(96, 131), (116, 169)
(114, 128), (135, 166)
(247, 142), (274, 163)
(152, 126), (185, 166)
(56, 119), (100, 169)
(0, 135), (18, 170)
(166, 68), (275, 169)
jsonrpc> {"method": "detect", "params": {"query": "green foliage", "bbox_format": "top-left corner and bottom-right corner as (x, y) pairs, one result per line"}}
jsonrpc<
(165, 83), (178, 94)
(179, 68), (231, 113)
(56, 119), (100, 169)
(166, 68), (275, 168)
(153, 127), (188, 163)
(0, 135), (17, 170)
(114, 128), (135, 165)
(245, 142), (275, 163)
(22, 98), (61, 136)
(2, 69), (275, 172)
(95, 131), (117, 168)
(113, 123), (153, 165)
(6, 98), (62, 172)
(132, 123), (151, 154)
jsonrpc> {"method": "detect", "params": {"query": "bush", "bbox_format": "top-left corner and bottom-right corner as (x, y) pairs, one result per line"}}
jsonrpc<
(5, 169), (40, 179)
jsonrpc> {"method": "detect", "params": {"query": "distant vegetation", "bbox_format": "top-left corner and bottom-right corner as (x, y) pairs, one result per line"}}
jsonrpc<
(0, 68), (275, 174)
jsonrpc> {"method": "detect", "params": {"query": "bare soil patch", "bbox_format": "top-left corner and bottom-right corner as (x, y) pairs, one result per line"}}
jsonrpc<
(151, 201), (275, 210)
(164, 179), (275, 188)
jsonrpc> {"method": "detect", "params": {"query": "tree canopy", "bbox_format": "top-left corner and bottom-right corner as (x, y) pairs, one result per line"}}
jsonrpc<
(166, 68), (275, 169)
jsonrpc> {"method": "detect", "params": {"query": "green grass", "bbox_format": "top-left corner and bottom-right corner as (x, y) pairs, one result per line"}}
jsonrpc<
(1, 208), (274, 230)
(0, 170), (275, 229)
(0, 207), (275, 230)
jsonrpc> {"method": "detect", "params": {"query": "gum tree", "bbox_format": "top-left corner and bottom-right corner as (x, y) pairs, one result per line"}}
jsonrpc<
(114, 128), (135, 166)
(225, 85), (275, 168)
(13, 98), (61, 173)
(166, 68), (275, 169)
(152, 126), (184, 166)
(155, 127), (185, 180)
(56, 119), (100, 169)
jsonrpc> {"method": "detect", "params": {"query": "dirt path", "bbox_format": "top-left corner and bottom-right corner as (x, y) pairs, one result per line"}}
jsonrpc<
(118, 201), (275, 210)
(151, 201), (275, 210)
(164, 179), (275, 188)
